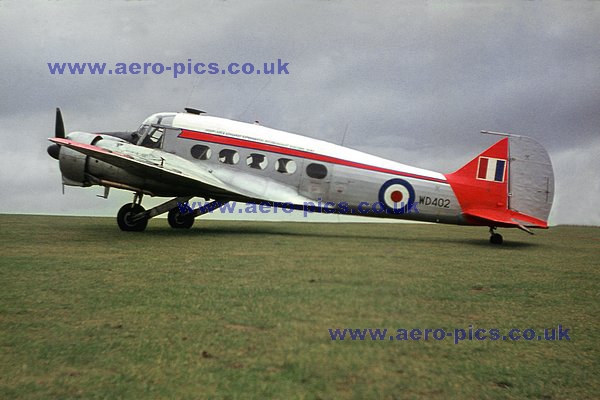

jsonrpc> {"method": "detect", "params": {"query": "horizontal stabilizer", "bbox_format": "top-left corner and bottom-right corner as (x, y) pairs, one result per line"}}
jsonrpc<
(463, 208), (548, 230)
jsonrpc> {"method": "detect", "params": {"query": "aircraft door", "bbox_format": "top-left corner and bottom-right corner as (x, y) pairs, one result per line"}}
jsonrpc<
(299, 161), (331, 200)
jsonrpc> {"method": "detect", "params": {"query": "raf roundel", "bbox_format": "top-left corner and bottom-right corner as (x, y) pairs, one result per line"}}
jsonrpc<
(378, 178), (415, 213)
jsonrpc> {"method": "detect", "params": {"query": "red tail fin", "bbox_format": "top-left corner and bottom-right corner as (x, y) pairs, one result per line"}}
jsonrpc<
(445, 138), (548, 229)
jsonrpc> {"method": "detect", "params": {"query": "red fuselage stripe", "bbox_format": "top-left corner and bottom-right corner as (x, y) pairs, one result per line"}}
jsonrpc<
(178, 129), (448, 184)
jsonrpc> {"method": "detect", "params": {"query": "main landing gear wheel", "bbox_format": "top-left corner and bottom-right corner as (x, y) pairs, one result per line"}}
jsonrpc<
(168, 207), (195, 229)
(117, 203), (148, 232)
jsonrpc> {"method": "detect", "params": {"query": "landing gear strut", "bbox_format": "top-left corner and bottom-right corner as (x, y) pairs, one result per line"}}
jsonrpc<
(489, 227), (503, 245)
(117, 194), (193, 232)
(115, 195), (227, 231)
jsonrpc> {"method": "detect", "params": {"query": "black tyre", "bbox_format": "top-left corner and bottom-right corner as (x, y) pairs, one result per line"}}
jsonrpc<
(117, 203), (148, 232)
(490, 233), (503, 245)
(168, 207), (195, 229)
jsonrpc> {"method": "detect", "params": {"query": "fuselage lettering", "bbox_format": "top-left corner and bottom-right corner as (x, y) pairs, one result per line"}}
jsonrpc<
(418, 196), (450, 208)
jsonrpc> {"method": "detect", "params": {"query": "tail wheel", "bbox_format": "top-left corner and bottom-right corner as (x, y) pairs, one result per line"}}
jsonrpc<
(168, 207), (194, 229)
(117, 203), (148, 232)
(490, 233), (503, 245)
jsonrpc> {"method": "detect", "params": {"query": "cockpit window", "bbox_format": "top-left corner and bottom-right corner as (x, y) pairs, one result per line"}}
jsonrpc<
(139, 112), (176, 128)
(135, 112), (177, 149)
(139, 126), (165, 149)
(137, 124), (150, 138)
(158, 115), (174, 127)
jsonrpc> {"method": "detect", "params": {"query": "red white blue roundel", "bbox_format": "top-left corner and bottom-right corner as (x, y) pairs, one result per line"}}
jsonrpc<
(378, 179), (415, 213)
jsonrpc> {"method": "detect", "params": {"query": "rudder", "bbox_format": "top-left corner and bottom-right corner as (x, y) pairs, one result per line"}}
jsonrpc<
(506, 135), (554, 224)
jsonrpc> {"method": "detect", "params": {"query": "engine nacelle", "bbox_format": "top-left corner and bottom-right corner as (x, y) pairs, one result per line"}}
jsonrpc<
(58, 132), (102, 186)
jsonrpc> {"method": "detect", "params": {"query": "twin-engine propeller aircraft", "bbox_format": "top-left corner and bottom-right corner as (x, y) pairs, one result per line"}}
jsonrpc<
(47, 107), (554, 244)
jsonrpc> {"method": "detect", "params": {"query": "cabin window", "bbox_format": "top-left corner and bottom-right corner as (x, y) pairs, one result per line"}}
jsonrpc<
(276, 158), (297, 174)
(306, 163), (328, 179)
(246, 153), (268, 170)
(218, 149), (239, 165)
(191, 145), (212, 160)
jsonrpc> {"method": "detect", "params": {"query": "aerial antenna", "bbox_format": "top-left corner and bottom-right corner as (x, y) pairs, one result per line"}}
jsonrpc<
(237, 77), (272, 121)
(340, 122), (350, 146)
(185, 75), (201, 108)
(481, 130), (523, 138)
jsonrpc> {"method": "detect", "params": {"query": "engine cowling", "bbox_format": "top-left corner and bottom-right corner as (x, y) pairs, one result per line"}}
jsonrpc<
(58, 132), (102, 186)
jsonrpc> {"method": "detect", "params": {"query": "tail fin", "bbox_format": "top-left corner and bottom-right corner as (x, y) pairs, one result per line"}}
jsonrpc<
(445, 134), (554, 230)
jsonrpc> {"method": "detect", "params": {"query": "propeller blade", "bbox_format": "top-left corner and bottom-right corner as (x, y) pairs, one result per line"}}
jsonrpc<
(55, 107), (65, 138)
(49, 108), (65, 159)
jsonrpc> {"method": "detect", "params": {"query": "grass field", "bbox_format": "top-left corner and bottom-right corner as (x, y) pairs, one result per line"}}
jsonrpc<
(0, 215), (598, 399)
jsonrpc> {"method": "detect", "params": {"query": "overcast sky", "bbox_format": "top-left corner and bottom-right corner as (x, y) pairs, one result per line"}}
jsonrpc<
(0, 0), (598, 226)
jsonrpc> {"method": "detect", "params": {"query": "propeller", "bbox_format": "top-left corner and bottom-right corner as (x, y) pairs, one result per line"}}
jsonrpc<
(47, 107), (64, 160)
(55, 107), (65, 138)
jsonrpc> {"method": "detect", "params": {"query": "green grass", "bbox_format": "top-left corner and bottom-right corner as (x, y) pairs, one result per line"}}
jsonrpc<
(0, 215), (598, 399)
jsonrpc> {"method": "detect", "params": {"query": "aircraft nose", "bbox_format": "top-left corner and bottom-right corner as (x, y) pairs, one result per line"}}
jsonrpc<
(47, 143), (60, 160)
